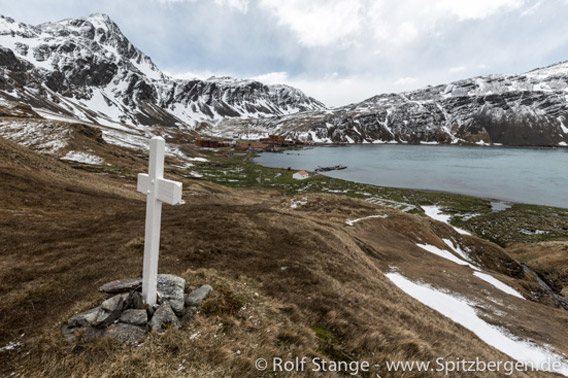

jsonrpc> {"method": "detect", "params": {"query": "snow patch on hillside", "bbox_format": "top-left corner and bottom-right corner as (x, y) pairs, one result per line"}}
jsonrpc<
(290, 197), (308, 209)
(473, 272), (524, 299)
(386, 272), (568, 377)
(416, 243), (477, 269)
(0, 119), (69, 153)
(422, 205), (471, 235)
(346, 214), (388, 226)
(0, 341), (23, 353)
(61, 151), (104, 165)
(442, 238), (475, 265)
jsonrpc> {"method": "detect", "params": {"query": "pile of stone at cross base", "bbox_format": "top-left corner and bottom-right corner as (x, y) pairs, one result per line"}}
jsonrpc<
(62, 274), (212, 345)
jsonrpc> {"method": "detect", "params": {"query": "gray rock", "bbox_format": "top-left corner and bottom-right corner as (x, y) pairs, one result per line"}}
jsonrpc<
(149, 300), (180, 332)
(94, 311), (113, 327)
(185, 285), (213, 307)
(156, 274), (185, 316)
(130, 291), (145, 310)
(101, 293), (128, 312)
(120, 309), (148, 326)
(523, 265), (567, 310)
(105, 323), (146, 345)
(99, 278), (142, 294)
(96, 293), (128, 326)
(61, 324), (76, 343)
(67, 306), (101, 328)
(181, 307), (194, 323)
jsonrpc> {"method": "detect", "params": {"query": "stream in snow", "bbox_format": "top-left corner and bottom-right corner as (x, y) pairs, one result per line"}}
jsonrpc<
(255, 144), (568, 208)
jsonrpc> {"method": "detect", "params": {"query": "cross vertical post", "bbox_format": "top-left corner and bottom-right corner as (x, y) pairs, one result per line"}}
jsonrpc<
(137, 136), (183, 306)
(142, 137), (164, 306)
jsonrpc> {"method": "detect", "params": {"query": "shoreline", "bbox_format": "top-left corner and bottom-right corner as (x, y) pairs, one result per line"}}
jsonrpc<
(192, 147), (568, 247)
(252, 144), (567, 210)
(303, 141), (568, 150)
(310, 170), (566, 210)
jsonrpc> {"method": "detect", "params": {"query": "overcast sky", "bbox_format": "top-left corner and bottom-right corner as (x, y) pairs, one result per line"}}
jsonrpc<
(1, 0), (567, 106)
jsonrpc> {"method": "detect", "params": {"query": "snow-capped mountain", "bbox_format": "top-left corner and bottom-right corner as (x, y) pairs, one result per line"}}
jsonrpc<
(2, 12), (567, 147)
(0, 13), (325, 130)
(216, 62), (568, 147)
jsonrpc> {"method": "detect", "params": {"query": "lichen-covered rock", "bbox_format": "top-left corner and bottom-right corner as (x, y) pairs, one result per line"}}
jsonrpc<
(64, 275), (202, 344)
(96, 293), (128, 326)
(149, 300), (180, 332)
(99, 278), (142, 294)
(120, 309), (148, 326)
(105, 323), (146, 345)
(130, 291), (145, 310)
(101, 293), (128, 311)
(185, 285), (213, 307)
(67, 306), (101, 328)
(156, 274), (185, 316)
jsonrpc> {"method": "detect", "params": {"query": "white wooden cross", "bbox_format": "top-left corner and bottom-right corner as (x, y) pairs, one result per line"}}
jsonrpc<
(137, 136), (183, 306)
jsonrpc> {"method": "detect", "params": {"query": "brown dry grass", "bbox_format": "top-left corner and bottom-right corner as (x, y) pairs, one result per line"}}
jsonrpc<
(1, 136), (566, 377)
(15, 268), (328, 377)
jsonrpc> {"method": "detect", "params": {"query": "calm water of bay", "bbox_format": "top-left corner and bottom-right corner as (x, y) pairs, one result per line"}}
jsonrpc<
(254, 144), (568, 208)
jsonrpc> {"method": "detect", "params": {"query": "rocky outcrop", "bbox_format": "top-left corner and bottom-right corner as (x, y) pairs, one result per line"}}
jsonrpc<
(522, 265), (568, 310)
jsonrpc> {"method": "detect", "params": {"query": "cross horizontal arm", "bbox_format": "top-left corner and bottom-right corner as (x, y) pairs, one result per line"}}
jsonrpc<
(137, 173), (182, 205)
(156, 177), (183, 205)
(137, 173), (150, 194)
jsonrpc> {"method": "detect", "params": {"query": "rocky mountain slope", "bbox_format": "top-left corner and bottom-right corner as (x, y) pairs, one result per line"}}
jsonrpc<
(2, 12), (568, 148)
(216, 62), (568, 147)
(0, 13), (324, 132)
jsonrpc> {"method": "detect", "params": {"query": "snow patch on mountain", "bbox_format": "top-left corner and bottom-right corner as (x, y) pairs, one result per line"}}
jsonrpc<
(0, 13), (326, 134)
(0, 118), (70, 153)
(213, 60), (568, 146)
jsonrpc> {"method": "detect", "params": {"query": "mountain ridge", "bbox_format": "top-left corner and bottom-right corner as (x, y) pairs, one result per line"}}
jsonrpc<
(0, 13), (325, 131)
(1, 12), (568, 147)
(213, 60), (568, 146)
